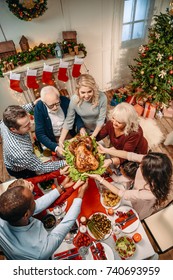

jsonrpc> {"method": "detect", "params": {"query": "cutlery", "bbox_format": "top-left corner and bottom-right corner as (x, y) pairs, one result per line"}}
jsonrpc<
(92, 241), (101, 259)
(57, 253), (80, 260)
(53, 248), (76, 259)
(118, 214), (136, 226)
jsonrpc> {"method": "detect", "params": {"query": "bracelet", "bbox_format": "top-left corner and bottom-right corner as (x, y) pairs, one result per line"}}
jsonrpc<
(59, 184), (66, 192)
(99, 177), (105, 184)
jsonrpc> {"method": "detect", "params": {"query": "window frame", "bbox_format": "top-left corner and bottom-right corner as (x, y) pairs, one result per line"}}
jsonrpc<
(121, 0), (155, 48)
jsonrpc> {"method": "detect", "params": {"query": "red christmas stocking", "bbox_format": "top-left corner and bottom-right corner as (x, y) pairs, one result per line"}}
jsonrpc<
(10, 72), (23, 93)
(72, 57), (84, 78)
(26, 69), (39, 89)
(58, 59), (69, 82)
(42, 64), (55, 85)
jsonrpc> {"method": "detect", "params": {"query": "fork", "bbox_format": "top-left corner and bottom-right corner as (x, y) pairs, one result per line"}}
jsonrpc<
(92, 241), (101, 259)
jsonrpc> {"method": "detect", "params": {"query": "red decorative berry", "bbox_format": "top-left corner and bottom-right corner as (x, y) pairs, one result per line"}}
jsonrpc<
(141, 53), (146, 57)
(150, 75), (154, 78)
(168, 56), (173, 61)
(169, 70), (173, 75)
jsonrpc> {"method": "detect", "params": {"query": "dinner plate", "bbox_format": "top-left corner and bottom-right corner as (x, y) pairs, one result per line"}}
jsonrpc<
(87, 212), (111, 240)
(100, 183), (125, 209)
(114, 205), (139, 234)
(88, 242), (114, 260)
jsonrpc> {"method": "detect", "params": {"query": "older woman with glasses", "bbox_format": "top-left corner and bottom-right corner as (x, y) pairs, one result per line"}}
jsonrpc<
(34, 86), (84, 155)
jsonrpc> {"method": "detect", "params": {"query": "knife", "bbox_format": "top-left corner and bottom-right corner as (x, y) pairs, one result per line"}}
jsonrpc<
(118, 214), (136, 226)
(57, 253), (80, 260)
(53, 248), (77, 260)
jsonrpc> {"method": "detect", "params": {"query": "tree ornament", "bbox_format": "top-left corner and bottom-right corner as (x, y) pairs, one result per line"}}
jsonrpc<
(168, 56), (173, 60)
(140, 70), (144, 75)
(150, 75), (154, 78)
(169, 70), (173, 75)
(153, 86), (157, 90)
(6, 0), (48, 21)
(141, 53), (146, 57)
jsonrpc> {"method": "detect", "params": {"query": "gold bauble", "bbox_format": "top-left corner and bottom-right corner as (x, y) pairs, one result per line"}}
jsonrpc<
(169, 9), (173, 15)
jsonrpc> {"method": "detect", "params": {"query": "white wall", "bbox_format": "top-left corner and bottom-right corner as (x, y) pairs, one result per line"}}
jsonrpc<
(0, 0), (170, 119)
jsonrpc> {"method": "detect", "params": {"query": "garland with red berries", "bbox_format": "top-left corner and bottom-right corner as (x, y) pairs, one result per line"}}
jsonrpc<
(6, 0), (48, 21)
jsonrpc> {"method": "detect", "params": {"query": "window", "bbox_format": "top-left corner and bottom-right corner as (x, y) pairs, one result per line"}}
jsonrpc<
(122, 0), (155, 44)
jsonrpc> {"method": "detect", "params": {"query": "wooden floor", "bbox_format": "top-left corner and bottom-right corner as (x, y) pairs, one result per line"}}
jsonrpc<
(0, 115), (173, 260)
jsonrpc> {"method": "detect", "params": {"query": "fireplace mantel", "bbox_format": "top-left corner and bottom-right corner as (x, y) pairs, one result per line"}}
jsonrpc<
(3, 52), (85, 103)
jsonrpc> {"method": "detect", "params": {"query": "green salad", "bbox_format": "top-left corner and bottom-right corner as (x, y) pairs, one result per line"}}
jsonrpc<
(63, 137), (106, 181)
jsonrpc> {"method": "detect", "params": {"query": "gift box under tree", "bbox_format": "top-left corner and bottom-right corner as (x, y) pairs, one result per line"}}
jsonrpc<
(143, 102), (157, 119)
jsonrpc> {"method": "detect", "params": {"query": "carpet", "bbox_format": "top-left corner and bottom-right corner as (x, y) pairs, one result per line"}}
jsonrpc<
(139, 117), (164, 148)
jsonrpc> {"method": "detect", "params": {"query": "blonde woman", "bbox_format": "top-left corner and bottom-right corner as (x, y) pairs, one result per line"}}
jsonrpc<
(96, 102), (148, 167)
(59, 74), (107, 147)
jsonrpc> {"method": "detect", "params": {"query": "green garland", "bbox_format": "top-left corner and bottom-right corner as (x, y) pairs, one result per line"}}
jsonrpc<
(0, 41), (87, 77)
(6, 0), (48, 21)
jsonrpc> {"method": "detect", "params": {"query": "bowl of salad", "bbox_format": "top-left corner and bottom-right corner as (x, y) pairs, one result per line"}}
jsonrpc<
(115, 236), (136, 259)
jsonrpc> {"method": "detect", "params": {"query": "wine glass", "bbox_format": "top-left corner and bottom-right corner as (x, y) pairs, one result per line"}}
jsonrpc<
(78, 246), (89, 260)
(53, 206), (63, 224)
(64, 232), (75, 244)
(111, 223), (122, 242)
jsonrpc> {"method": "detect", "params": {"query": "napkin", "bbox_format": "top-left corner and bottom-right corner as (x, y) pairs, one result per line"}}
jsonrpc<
(53, 247), (82, 260)
(115, 209), (138, 230)
(90, 243), (107, 260)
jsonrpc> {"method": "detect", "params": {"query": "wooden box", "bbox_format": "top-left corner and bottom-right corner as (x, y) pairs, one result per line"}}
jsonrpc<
(62, 31), (77, 43)
(19, 35), (30, 52)
(0, 40), (17, 59)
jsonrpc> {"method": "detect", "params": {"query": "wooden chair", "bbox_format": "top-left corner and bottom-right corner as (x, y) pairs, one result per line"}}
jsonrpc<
(143, 201), (173, 254)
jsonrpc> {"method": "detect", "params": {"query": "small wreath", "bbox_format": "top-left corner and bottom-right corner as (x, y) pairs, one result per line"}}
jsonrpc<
(6, 0), (48, 21)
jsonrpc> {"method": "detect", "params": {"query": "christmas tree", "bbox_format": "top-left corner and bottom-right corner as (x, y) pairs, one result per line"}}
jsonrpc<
(129, 9), (173, 106)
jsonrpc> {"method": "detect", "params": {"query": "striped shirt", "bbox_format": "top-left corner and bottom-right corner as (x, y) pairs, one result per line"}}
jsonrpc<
(0, 103), (66, 174)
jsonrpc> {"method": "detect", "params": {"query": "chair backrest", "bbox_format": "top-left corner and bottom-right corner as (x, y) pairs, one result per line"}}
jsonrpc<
(144, 201), (173, 253)
(0, 179), (16, 195)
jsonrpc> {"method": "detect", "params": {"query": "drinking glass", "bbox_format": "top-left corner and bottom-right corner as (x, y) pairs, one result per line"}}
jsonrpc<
(53, 206), (63, 224)
(64, 232), (75, 244)
(78, 246), (89, 260)
(111, 223), (122, 242)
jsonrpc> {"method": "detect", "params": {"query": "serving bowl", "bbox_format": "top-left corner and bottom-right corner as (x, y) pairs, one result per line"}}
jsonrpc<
(115, 236), (136, 259)
(42, 214), (56, 229)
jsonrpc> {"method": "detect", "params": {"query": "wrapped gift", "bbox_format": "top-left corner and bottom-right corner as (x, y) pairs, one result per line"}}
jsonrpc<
(125, 95), (136, 105)
(133, 104), (144, 116)
(136, 96), (147, 106)
(143, 102), (157, 118)
(117, 87), (128, 95)
(162, 101), (173, 118)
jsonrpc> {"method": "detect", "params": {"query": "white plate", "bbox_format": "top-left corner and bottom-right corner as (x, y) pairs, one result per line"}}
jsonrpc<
(87, 212), (111, 240)
(90, 242), (114, 260)
(100, 183), (125, 209)
(114, 205), (139, 234)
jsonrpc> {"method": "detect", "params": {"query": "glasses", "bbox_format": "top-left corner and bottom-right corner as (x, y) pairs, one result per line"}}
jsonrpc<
(44, 102), (60, 109)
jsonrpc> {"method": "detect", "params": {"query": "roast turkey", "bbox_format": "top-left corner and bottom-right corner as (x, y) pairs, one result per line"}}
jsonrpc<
(68, 136), (99, 172)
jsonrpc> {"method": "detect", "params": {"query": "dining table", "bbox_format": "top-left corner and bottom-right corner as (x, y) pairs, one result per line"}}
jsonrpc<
(0, 157), (157, 261)
(51, 176), (157, 260)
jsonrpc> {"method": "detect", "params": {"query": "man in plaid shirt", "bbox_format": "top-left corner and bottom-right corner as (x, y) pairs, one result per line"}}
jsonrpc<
(0, 102), (66, 179)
